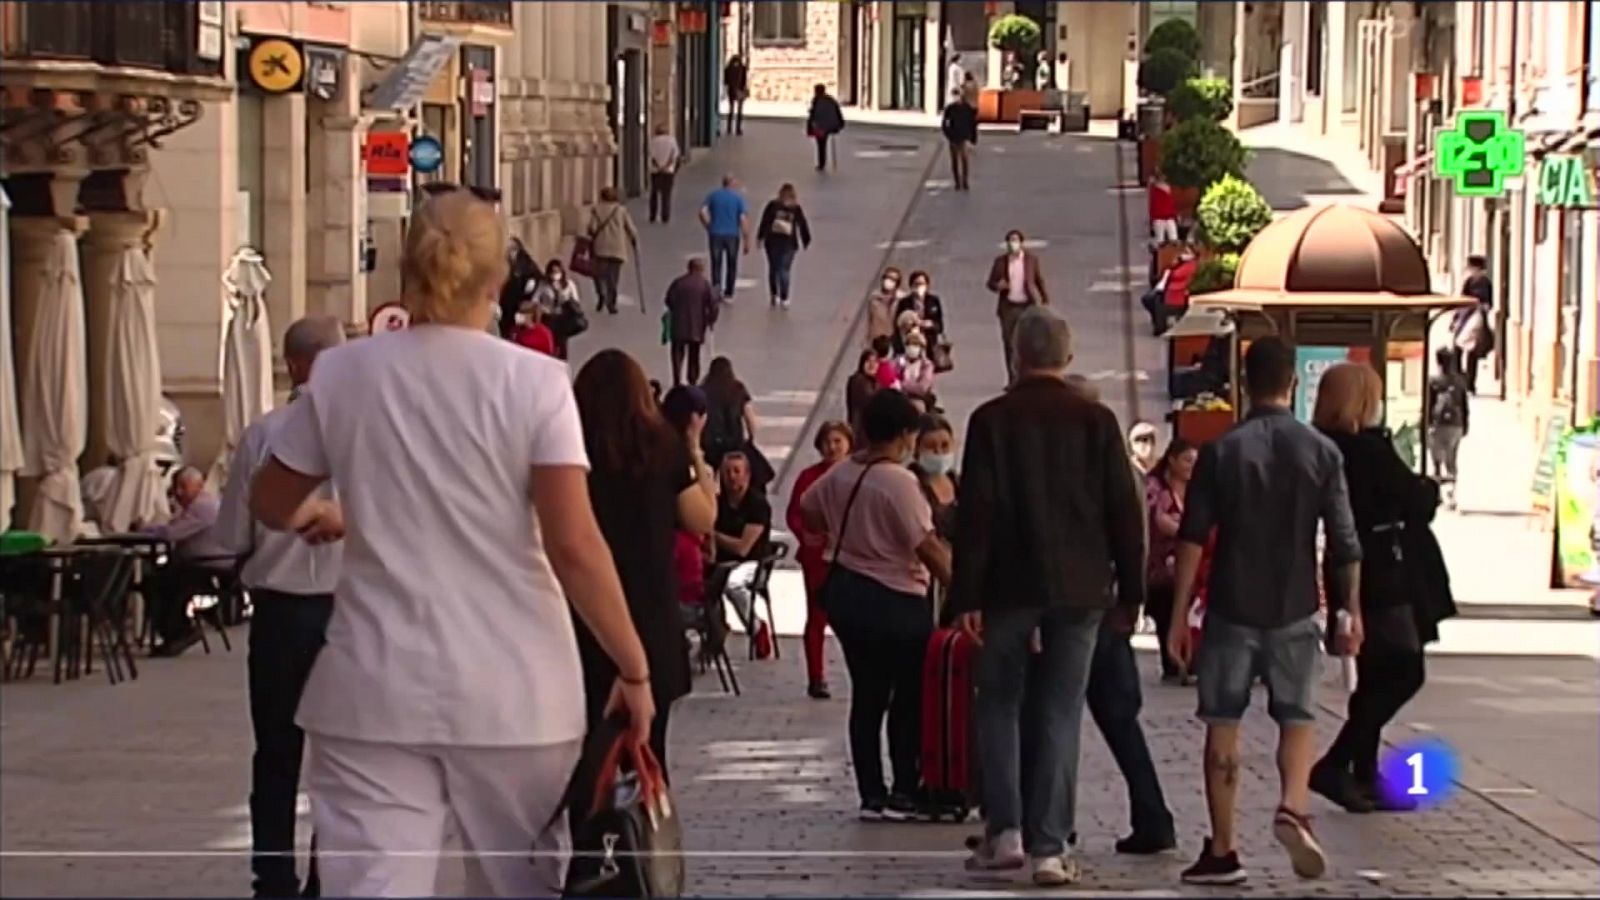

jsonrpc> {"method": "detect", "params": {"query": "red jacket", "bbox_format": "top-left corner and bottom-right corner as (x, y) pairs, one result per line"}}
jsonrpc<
(1164, 258), (1198, 309)
(674, 530), (706, 606)
(787, 459), (834, 582)
(513, 323), (556, 356)
(1148, 183), (1177, 220)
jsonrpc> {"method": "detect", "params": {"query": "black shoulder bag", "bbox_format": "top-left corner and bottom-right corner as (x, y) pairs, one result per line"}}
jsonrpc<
(817, 459), (886, 611)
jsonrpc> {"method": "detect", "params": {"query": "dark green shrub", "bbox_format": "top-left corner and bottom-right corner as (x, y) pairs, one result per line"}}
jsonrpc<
(1168, 77), (1234, 122)
(988, 14), (1042, 55)
(1137, 47), (1196, 97)
(1189, 253), (1241, 296)
(1159, 117), (1249, 190)
(1196, 175), (1274, 253)
(1145, 18), (1202, 62)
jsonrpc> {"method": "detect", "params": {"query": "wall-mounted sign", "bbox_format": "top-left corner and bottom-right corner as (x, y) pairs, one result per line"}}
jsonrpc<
(469, 68), (494, 117)
(304, 46), (344, 101)
(1435, 110), (1526, 198)
(364, 132), (411, 176)
(652, 20), (673, 46)
(246, 37), (305, 94)
(408, 135), (444, 174)
(365, 34), (462, 111)
(1538, 153), (1598, 209)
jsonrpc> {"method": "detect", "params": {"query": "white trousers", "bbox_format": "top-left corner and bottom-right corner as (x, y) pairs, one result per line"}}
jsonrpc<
(1151, 218), (1180, 244)
(306, 733), (581, 898)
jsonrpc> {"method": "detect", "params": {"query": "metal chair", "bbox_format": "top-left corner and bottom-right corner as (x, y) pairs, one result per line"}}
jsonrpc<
(686, 561), (741, 696)
(742, 544), (789, 661)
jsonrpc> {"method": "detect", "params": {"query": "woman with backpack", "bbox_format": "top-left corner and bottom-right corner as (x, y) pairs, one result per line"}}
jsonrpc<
(699, 357), (773, 491)
(756, 183), (813, 308)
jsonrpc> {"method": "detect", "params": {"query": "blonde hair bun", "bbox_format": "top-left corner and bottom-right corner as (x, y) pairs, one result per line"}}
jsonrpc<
(402, 191), (508, 325)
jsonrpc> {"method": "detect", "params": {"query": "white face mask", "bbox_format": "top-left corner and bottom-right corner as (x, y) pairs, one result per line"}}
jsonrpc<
(906, 345), (924, 361)
(1007, 240), (1023, 254)
(919, 452), (955, 476)
(514, 313), (532, 326)
(882, 278), (898, 293)
(912, 285), (928, 297)
(550, 273), (564, 284)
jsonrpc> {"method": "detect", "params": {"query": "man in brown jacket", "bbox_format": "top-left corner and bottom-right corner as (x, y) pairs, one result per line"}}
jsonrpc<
(986, 229), (1050, 381)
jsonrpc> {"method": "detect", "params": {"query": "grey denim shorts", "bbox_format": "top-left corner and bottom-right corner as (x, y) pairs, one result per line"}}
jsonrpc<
(1195, 613), (1320, 725)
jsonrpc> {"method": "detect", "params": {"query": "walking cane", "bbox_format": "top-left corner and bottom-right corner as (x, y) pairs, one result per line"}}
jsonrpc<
(631, 238), (647, 316)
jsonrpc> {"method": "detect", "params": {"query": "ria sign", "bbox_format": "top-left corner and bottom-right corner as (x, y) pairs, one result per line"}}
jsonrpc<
(1537, 154), (1598, 209)
(1435, 111), (1526, 198)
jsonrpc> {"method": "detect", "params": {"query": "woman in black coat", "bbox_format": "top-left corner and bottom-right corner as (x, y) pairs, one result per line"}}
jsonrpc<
(1310, 363), (1455, 813)
(893, 270), (946, 355)
(572, 350), (718, 776)
(498, 238), (541, 337)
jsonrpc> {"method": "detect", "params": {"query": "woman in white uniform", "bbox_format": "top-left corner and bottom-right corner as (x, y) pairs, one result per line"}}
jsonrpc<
(249, 189), (654, 898)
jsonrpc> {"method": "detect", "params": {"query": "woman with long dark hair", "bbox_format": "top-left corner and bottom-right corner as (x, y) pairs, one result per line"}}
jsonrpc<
(700, 356), (772, 488)
(573, 350), (718, 772)
(1145, 437), (1198, 684)
(498, 237), (541, 337)
(756, 183), (813, 308)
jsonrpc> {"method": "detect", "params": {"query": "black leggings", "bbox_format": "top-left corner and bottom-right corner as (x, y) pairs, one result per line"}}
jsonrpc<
(1320, 651), (1426, 781)
(1146, 583), (1180, 679)
(823, 567), (932, 804)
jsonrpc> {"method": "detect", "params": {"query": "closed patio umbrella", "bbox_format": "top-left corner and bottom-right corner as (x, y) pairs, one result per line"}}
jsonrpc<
(102, 245), (167, 532)
(0, 187), (21, 527)
(208, 248), (274, 490)
(20, 230), (89, 544)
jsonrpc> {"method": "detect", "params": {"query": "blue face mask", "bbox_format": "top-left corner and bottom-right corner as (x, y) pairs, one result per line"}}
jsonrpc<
(919, 452), (955, 476)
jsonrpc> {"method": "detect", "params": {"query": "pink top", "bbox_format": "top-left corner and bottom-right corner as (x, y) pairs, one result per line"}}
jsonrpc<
(800, 457), (934, 596)
(1145, 472), (1184, 586)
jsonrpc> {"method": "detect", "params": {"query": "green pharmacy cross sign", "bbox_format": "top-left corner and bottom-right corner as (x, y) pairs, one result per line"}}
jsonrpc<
(1435, 111), (1526, 197)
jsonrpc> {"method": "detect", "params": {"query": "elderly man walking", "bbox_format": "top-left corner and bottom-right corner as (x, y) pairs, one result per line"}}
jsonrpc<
(217, 315), (347, 899)
(949, 307), (1146, 886)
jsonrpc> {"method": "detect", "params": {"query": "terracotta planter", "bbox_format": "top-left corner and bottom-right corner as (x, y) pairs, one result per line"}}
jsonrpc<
(1138, 137), (1161, 186)
(998, 89), (1045, 123)
(977, 89), (1003, 123)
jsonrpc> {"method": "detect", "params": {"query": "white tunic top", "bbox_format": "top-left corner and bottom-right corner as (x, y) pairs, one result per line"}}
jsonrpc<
(269, 325), (589, 747)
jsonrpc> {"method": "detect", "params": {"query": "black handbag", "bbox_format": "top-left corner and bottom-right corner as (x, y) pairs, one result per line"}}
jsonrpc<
(565, 733), (684, 898)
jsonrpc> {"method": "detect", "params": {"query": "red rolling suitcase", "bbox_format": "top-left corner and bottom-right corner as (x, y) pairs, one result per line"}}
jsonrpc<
(920, 627), (978, 822)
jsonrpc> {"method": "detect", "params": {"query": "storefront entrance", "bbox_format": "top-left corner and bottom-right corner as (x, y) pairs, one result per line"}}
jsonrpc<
(890, 1), (926, 111)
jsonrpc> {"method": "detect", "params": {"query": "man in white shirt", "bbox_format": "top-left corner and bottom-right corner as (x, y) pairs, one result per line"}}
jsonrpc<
(217, 315), (346, 899)
(649, 123), (682, 224)
(947, 53), (965, 96)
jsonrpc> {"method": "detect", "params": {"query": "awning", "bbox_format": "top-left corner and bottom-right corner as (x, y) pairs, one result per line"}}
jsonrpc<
(1193, 290), (1478, 314)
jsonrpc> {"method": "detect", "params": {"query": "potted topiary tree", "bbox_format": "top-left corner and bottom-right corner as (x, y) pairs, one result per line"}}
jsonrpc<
(987, 13), (1043, 123)
(1195, 174), (1273, 253)
(1159, 117), (1249, 216)
(1144, 18), (1203, 63)
(1167, 76), (1234, 124)
(1136, 47), (1197, 99)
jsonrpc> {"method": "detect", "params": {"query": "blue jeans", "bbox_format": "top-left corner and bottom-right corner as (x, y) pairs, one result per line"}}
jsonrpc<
(764, 242), (796, 301)
(1085, 625), (1175, 840)
(1195, 613), (1320, 725)
(708, 234), (740, 296)
(975, 606), (1102, 858)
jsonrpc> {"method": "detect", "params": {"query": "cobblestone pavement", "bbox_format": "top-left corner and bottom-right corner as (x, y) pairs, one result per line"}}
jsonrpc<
(4, 122), (1598, 897)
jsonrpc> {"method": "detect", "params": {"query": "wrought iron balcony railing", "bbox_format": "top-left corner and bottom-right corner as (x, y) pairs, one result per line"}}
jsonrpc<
(0, 1), (224, 79)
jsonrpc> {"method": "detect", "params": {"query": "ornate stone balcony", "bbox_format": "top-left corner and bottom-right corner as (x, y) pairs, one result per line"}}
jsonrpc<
(415, 1), (514, 33)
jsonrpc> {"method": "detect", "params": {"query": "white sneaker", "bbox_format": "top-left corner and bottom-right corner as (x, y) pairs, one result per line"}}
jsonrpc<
(1031, 854), (1081, 886)
(965, 829), (1025, 871)
(780, 298), (791, 309)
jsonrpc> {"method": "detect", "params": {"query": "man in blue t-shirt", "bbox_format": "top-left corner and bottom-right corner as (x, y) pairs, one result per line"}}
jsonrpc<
(698, 175), (750, 299)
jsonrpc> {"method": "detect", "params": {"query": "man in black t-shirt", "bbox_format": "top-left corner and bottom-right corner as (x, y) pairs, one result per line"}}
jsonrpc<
(713, 452), (772, 653)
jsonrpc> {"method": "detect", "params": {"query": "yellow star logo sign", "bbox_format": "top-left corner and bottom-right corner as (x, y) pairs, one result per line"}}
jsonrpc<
(248, 38), (303, 94)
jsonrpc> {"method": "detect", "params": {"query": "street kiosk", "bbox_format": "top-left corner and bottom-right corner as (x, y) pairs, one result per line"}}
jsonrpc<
(1175, 205), (1476, 470)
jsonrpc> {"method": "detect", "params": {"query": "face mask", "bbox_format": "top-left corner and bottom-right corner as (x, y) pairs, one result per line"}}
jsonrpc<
(906, 345), (924, 361)
(912, 285), (928, 297)
(515, 313), (532, 326)
(1007, 240), (1023, 254)
(882, 278), (898, 293)
(551, 273), (564, 284)
(919, 453), (955, 476)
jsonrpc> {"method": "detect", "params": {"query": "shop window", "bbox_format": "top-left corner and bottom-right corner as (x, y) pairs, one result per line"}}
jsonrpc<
(753, 1), (805, 45)
(1306, 1), (1327, 96)
(1146, 1), (1197, 32)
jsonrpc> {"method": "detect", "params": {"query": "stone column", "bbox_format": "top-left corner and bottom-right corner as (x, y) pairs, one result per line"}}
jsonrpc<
(260, 92), (309, 359)
(306, 51), (368, 330)
(81, 210), (160, 469)
(9, 213), (90, 530)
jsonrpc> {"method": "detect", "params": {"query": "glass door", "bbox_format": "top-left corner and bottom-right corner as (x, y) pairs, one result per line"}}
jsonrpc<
(891, 3), (925, 110)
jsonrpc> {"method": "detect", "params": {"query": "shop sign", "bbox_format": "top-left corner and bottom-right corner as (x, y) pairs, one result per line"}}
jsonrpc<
(1435, 110), (1526, 198)
(1537, 153), (1598, 209)
(408, 135), (444, 174)
(246, 37), (305, 94)
(469, 68), (495, 117)
(364, 132), (411, 177)
(652, 20), (673, 46)
(1292, 347), (1372, 423)
(305, 46), (345, 102)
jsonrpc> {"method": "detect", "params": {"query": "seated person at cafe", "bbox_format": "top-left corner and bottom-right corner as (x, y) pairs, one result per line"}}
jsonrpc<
(714, 452), (774, 656)
(141, 466), (232, 657)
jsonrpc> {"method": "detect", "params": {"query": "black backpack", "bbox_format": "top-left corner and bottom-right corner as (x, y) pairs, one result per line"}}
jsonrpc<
(1432, 381), (1465, 427)
(702, 398), (745, 462)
